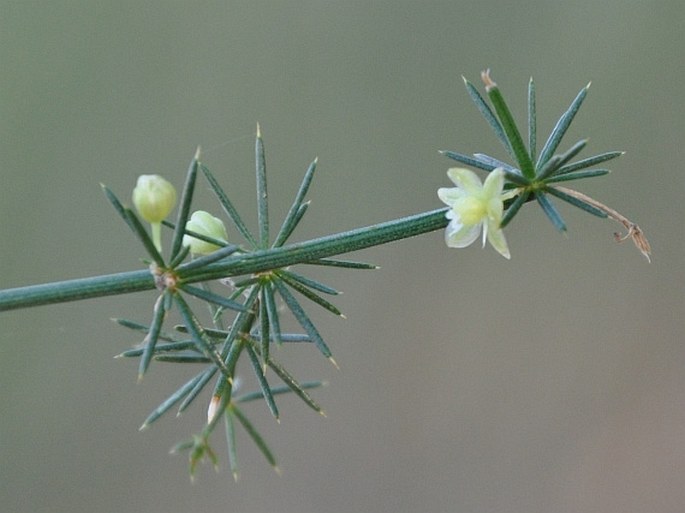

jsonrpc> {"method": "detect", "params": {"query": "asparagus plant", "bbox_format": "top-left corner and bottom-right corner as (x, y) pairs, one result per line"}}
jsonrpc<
(0, 71), (650, 479)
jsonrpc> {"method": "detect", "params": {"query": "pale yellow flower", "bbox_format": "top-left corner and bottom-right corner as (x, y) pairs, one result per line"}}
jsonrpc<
(132, 175), (177, 253)
(132, 175), (177, 223)
(437, 167), (511, 259)
(183, 211), (228, 255)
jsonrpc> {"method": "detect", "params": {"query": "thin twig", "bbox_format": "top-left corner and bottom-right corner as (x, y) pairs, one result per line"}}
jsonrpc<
(553, 186), (651, 262)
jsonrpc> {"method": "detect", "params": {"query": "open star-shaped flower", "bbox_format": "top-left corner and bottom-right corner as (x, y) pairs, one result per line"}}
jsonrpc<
(437, 167), (512, 259)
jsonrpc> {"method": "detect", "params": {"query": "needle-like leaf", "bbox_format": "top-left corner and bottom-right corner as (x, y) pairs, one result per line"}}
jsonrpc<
(272, 279), (333, 360)
(224, 408), (239, 481)
(482, 71), (535, 179)
(112, 317), (178, 342)
(179, 284), (246, 312)
(546, 187), (609, 218)
(278, 269), (340, 295)
(273, 158), (317, 247)
(303, 258), (378, 270)
(174, 292), (232, 378)
(154, 354), (210, 363)
(216, 286), (260, 359)
(556, 151), (624, 175)
(256, 125), (269, 249)
(536, 155), (563, 181)
(536, 84), (589, 169)
(115, 340), (196, 358)
(168, 244), (191, 269)
(262, 351), (325, 415)
(553, 139), (588, 170)
(101, 184), (136, 230)
(528, 77), (536, 162)
(439, 150), (497, 171)
(535, 192), (566, 232)
(472, 153), (520, 174)
(278, 272), (343, 317)
(246, 344), (279, 419)
(177, 366), (217, 414)
(139, 293), (168, 379)
(235, 381), (325, 403)
(175, 324), (312, 344)
(463, 76), (514, 160)
(230, 404), (278, 469)
(170, 149), (200, 260)
(123, 208), (165, 267)
(140, 371), (207, 429)
(263, 281), (282, 347)
(200, 164), (257, 247)
(545, 169), (610, 184)
(500, 190), (530, 229)
(259, 287), (270, 367)
(163, 219), (236, 260)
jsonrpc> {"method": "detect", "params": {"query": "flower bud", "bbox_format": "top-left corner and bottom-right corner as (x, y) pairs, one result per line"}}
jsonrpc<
(132, 175), (177, 223)
(183, 211), (228, 255)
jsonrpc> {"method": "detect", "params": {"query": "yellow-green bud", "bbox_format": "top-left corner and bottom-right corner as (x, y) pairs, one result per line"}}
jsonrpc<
(183, 211), (228, 255)
(132, 175), (177, 223)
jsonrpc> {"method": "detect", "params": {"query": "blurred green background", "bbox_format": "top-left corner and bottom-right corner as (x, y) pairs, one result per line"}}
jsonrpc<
(1, 2), (683, 512)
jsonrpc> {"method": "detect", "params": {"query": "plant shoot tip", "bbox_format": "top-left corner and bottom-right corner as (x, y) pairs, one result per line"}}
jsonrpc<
(480, 69), (496, 90)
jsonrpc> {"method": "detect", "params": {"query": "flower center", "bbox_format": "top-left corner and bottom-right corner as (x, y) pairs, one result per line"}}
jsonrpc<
(454, 196), (486, 225)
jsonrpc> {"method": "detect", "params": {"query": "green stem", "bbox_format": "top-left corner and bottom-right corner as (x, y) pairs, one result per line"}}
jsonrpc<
(151, 222), (162, 254)
(0, 208), (448, 312)
(0, 269), (155, 311)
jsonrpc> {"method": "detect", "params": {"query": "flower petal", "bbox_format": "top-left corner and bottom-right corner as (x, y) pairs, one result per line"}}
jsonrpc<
(485, 218), (511, 259)
(445, 218), (481, 248)
(482, 167), (505, 198)
(437, 186), (465, 207)
(486, 196), (504, 222)
(446, 168), (483, 195)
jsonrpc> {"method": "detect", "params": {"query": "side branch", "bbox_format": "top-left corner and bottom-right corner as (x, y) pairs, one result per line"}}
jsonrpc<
(0, 209), (449, 312)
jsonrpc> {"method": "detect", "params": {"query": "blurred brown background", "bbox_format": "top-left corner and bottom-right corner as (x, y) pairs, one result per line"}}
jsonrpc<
(1, 2), (683, 512)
